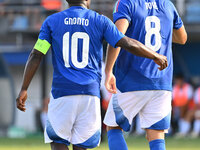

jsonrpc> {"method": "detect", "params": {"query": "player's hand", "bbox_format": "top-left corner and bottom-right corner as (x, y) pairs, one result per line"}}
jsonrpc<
(105, 72), (117, 94)
(16, 90), (27, 112)
(153, 53), (168, 71)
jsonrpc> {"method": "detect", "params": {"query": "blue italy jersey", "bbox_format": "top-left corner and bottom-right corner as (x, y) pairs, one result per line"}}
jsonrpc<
(113, 0), (183, 92)
(38, 6), (124, 99)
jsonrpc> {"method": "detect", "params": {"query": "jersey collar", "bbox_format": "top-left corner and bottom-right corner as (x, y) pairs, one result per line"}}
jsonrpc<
(68, 6), (87, 10)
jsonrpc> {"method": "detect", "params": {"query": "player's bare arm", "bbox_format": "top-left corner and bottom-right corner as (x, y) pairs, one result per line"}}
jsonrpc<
(105, 19), (129, 74)
(104, 19), (129, 93)
(16, 49), (44, 111)
(172, 25), (187, 44)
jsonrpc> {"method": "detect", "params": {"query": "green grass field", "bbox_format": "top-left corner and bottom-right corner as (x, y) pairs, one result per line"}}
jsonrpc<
(0, 135), (200, 150)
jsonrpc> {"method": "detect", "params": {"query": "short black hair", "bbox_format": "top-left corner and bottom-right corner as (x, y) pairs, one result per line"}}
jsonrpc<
(66, 0), (84, 4)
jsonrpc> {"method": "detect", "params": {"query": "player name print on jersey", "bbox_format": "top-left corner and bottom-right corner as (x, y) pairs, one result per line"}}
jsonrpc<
(64, 17), (89, 26)
(37, 6), (125, 99)
(145, 2), (158, 10)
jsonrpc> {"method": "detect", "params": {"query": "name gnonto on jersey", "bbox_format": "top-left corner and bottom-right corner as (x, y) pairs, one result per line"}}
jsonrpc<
(64, 17), (89, 26)
(145, 2), (158, 10)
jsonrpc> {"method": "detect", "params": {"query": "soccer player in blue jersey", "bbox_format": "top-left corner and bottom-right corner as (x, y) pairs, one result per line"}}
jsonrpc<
(16, 0), (168, 150)
(103, 0), (187, 150)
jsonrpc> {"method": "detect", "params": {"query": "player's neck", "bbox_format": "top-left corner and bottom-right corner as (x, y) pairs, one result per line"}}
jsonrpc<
(69, 2), (88, 9)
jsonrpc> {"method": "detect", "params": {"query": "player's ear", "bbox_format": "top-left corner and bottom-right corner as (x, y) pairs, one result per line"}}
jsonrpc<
(85, 0), (91, 9)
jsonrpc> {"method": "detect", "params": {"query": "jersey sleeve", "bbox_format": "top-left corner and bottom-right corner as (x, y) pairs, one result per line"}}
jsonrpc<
(170, 2), (183, 29)
(102, 16), (125, 48)
(113, 0), (133, 23)
(34, 16), (52, 55)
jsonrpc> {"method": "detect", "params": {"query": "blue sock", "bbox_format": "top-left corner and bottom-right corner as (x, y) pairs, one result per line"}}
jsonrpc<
(149, 139), (166, 150)
(107, 129), (128, 150)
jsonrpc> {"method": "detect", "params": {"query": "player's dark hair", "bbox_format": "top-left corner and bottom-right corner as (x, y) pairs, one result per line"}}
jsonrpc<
(66, 0), (84, 4)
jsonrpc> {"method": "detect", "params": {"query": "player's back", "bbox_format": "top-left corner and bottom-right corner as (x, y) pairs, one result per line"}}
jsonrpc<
(46, 7), (104, 98)
(39, 6), (123, 99)
(113, 0), (183, 92)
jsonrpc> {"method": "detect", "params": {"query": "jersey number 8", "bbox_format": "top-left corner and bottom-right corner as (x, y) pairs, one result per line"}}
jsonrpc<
(63, 32), (89, 69)
(145, 16), (161, 51)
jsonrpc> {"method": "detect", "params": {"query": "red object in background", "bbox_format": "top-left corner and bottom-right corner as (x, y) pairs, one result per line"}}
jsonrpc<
(102, 99), (109, 110)
(41, 0), (62, 11)
(102, 93), (112, 110)
(173, 83), (191, 107)
(188, 99), (195, 110)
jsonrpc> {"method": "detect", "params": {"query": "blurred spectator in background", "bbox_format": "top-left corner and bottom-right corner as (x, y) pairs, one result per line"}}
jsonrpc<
(190, 87), (200, 138)
(23, 0), (40, 5)
(41, 0), (61, 16)
(40, 97), (50, 129)
(185, 0), (200, 23)
(172, 74), (194, 137)
(11, 10), (29, 31)
(30, 7), (43, 30)
(0, 3), (8, 34)
(0, 0), (5, 4)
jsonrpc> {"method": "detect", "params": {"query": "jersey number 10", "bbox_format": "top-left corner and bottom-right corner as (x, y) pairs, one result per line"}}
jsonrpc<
(145, 16), (161, 51)
(63, 32), (89, 69)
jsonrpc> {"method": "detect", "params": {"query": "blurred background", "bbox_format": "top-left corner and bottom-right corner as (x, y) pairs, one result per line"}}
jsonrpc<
(0, 0), (200, 148)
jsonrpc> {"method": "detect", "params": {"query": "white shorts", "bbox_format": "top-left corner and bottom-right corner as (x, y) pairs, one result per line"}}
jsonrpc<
(104, 90), (172, 132)
(44, 95), (101, 148)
